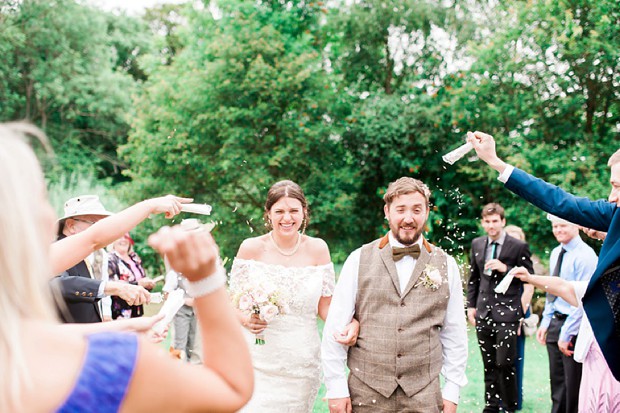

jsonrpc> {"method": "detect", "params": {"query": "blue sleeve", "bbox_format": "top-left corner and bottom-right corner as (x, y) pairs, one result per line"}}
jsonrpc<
(559, 248), (598, 342)
(541, 297), (554, 330)
(559, 307), (582, 342)
(505, 168), (615, 232)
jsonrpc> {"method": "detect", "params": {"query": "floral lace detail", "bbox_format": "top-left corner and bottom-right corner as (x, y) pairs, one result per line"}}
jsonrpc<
(229, 258), (334, 412)
(229, 259), (335, 316)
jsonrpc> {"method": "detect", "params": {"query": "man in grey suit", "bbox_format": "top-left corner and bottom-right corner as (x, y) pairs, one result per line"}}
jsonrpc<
(467, 203), (534, 413)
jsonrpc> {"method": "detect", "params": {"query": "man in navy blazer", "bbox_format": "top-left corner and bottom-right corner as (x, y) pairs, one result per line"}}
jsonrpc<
(467, 130), (620, 382)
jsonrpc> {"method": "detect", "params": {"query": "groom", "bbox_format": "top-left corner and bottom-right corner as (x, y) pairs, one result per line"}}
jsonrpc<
(322, 177), (468, 413)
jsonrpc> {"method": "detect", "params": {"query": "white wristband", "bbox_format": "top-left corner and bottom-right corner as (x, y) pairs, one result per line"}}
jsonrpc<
(185, 266), (227, 298)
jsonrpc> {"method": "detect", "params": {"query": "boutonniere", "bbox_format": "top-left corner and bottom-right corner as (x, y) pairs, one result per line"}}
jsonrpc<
(415, 264), (443, 291)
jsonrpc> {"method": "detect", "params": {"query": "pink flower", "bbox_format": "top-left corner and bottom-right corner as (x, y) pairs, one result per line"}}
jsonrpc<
(260, 304), (279, 322)
(238, 294), (253, 311)
(253, 288), (268, 303)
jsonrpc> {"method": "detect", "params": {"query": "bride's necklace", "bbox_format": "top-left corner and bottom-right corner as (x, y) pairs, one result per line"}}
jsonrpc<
(269, 231), (301, 256)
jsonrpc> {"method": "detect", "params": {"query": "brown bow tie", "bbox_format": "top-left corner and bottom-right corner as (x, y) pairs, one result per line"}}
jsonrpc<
(392, 244), (421, 261)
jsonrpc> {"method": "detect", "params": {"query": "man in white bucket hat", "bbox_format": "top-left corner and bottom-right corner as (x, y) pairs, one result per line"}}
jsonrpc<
(52, 194), (193, 323)
(57, 195), (114, 235)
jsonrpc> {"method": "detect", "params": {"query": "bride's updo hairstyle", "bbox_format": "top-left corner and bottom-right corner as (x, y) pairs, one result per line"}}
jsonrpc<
(263, 180), (309, 233)
(0, 122), (56, 411)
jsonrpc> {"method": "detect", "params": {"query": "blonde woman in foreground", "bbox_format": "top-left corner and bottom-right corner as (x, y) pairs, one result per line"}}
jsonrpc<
(0, 122), (253, 413)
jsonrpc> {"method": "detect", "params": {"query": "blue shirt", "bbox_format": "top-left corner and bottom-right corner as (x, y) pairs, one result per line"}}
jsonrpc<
(541, 235), (598, 342)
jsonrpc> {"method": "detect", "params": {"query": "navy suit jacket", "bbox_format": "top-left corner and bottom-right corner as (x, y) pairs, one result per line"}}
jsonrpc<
(505, 167), (620, 380)
(51, 235), (103, 323)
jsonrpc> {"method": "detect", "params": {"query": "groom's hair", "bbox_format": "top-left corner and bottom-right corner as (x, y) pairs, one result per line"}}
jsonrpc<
(383, 177), (430, 207)
(608, 149), (620, 167)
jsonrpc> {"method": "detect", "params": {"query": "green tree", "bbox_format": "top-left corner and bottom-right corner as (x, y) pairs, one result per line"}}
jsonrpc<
(0, 0), (152, 180)
(446, 0), (620, 255)
(121, 0), (359, 261)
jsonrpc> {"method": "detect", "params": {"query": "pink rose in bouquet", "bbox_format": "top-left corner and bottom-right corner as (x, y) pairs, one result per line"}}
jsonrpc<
(231, 282), (288, 345)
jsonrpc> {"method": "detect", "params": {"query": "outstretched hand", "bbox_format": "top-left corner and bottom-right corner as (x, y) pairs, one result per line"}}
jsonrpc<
(148, 195), (193, 219)
(148, 224), (219, 282)
(116, 314), (168, 343)
(466, 131), (508, 173)
(509, 266), (532, 283)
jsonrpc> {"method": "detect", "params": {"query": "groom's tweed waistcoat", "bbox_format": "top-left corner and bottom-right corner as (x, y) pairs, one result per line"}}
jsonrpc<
(348, 235), (449, 398)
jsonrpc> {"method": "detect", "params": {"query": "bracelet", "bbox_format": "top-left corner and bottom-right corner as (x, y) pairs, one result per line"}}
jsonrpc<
(185, 266), (227, 298)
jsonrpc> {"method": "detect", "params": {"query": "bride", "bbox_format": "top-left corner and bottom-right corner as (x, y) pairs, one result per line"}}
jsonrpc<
(229, 180), (356, 412)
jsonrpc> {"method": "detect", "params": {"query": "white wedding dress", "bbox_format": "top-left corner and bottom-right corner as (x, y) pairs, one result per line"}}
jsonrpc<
(229, 258), (335, 412)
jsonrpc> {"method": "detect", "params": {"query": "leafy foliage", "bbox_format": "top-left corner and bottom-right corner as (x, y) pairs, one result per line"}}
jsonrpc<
(1, 0), (618, 265)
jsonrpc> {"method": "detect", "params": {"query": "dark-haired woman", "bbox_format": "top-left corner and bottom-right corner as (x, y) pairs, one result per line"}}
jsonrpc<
(229, 180), (356, 412)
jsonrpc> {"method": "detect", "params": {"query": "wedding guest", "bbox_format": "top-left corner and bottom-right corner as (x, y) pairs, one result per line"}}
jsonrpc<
(467, 203), (534, 413)
(0, 122), (253, 412)
(467, 131), (620, 381)
(504, 224), (535, 411)
(52, 185), (190, 324)
(322, 177), (468, 413)
(537, 214), (597, 413)
(510, 267), (620, 412)
(50, 193), (191, 275)
(108, 233), (155, 319)
(228, 180), (358, 412)
(163, 267), (199, 363)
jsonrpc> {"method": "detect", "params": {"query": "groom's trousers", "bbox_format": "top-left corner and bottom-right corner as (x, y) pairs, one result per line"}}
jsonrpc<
(348, 373), (442, 412)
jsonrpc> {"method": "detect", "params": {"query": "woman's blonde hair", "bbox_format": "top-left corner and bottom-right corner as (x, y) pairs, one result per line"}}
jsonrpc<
(0, 122), (57, 410)
(505, 225), (526, 242)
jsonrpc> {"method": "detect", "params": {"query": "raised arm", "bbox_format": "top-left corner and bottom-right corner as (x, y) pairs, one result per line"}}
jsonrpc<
(466, 131), (508, 173)
(50, 195), (192, 275)
(120, 225), (254, 413)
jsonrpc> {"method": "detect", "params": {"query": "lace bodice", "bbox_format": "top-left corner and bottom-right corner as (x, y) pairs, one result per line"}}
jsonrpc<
(229, 258), (335, 412)
(229, 258), (335, 318)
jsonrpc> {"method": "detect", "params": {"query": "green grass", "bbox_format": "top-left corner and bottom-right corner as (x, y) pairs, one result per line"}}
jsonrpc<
(147, 305), (552, 412)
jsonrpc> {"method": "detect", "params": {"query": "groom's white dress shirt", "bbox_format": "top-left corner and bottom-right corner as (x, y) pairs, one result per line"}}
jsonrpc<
(321, 233), (468, 404)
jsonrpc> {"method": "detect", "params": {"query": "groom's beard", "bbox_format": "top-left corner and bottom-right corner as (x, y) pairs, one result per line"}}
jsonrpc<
(391, 225), (424, 246)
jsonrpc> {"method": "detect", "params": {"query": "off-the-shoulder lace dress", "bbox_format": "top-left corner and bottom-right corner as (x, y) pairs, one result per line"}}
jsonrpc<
(229, 258), (335, 412)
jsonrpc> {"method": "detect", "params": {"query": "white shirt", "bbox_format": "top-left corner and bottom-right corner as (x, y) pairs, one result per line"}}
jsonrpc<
(89, 250), (111, 318)
(497, 165), (515, 183)
(321, 233), (468, 404)
(571, 281), (594, 363)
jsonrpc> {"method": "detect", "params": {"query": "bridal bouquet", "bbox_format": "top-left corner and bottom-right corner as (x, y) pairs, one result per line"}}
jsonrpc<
(231, 282), (289, 345)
